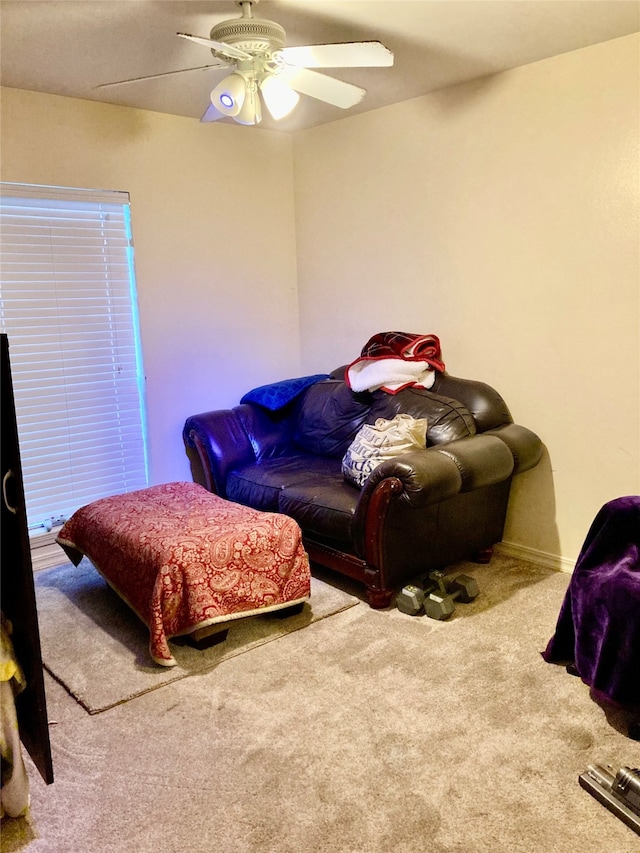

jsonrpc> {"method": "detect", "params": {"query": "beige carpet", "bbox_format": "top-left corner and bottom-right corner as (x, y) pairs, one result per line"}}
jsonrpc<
(4, 554), (639, 853)
(33, 559), (359, 714)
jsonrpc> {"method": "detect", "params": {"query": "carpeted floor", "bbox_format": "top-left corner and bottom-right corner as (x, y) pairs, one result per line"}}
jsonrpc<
(33, 559), (359, 713)
(2, 554), (639, 853)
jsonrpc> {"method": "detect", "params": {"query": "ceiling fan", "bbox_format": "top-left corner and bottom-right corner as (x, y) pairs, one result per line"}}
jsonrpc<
(98, 0), (393, 126)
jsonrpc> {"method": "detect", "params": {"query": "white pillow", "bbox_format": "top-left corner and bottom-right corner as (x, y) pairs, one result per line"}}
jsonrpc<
(341, 413), (427, 487)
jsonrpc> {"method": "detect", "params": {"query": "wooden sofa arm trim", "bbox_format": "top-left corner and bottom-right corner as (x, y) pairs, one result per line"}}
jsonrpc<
(361, 476), (404, 583)
(302, 538), (395, 609)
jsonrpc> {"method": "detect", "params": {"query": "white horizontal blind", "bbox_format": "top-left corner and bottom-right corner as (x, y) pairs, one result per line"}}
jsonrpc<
(0, 183), (149, 532)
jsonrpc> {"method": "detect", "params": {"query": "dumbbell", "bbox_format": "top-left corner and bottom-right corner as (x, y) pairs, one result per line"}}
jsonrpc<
(395, 570), (454, 615)
(396, 571), (480, 617)
(395, 578), (436, 616)
(423, 572), (479, 620)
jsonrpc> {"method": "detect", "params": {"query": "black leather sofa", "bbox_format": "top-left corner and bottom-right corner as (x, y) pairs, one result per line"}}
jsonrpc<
(183, 368), (543, 607)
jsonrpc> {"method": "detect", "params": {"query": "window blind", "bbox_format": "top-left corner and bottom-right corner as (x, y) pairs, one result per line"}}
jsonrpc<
(0, 183), (149, 532)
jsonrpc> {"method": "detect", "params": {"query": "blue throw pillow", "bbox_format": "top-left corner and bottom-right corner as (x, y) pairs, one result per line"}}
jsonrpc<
(240, 374), (330, 411)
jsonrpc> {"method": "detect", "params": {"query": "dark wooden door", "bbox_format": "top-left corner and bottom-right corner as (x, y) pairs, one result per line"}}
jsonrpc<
(1, 333), (54, 784)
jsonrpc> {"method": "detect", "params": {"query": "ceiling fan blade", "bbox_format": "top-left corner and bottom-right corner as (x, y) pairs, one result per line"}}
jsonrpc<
(95, 64), (228, 89)
(278, 67), (365, 109)
(200, 103), (227, 123)
(277, 41), (393, 69)
(177, 32), (251, 62)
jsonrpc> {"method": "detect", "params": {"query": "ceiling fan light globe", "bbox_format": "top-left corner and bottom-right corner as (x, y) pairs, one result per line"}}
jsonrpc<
(260, 74), (299, 120)
(234, 85), (262, 125)
(210, 72), (247, 116)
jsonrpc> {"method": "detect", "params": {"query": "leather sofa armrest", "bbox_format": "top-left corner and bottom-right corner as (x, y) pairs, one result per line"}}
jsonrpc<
(351, 435), (517, 560)
(484, 424), (543, 474)
(351, 450), (463, 560)
(432, 434), (515, 491)
(358, 449), (463, 510)
(357, 433), (516, 514)
(183, 410), (255, 498)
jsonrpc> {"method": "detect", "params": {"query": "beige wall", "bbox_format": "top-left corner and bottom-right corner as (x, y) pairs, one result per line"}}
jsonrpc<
(2, 33), (638, 567)
(293, 34), (640, 565)
(0, 89), (300, 485)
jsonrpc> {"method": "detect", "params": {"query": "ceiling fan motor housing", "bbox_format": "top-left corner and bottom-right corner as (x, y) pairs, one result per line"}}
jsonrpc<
(209, 18), (286, 56)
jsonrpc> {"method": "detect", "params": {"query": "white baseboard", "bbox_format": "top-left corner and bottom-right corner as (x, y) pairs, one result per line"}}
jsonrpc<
(29, 535), (574, 574)
(496, 541), (575, 573)
(31, 542), (68, 571)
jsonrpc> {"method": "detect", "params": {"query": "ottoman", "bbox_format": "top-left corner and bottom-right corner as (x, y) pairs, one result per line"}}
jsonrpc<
(56, 482), (311, 666)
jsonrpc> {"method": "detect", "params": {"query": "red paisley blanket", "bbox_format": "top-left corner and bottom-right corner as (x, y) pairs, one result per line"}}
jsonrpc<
(56, 482), (311, 666)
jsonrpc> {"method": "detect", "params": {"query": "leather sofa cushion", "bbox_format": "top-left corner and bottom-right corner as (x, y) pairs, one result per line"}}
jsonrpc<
(293, 380), (372, 458)
(278, 477), (357, 544)
(366, 387), (476, 446)
(226, 454), (341, 512)
(225, 453), (356, 543)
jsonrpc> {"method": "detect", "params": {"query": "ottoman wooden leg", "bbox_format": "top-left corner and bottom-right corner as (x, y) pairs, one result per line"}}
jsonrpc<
(181, 625), (229, 651)
(270, 601), (305, 619)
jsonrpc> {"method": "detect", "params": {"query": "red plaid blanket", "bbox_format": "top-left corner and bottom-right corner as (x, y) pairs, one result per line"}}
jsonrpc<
(346, 331), (445, 394)
(357, 331), (445, 370)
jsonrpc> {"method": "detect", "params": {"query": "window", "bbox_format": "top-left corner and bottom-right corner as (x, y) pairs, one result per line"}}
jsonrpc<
(0, 183), (149, 540)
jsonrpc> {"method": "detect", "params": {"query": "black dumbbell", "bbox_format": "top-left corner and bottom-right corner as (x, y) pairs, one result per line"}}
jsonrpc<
(395, 570), (459, 615)
(396, 580), (432, 615)
(423, 572), (479, 620)
(396, 570), (445, 615)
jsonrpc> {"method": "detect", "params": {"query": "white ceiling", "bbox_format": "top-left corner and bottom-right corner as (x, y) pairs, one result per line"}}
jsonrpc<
(1, 0), (639, 133)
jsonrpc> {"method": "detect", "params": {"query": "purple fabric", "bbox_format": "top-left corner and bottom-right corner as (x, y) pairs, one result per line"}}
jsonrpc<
(542, 496), (640, 707)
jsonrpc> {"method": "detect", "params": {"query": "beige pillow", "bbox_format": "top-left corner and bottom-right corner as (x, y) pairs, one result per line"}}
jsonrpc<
(341, 413), (427, 487)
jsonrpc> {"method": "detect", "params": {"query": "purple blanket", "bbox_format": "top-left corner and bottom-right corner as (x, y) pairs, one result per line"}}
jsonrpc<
(542, 496), (640, 708)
